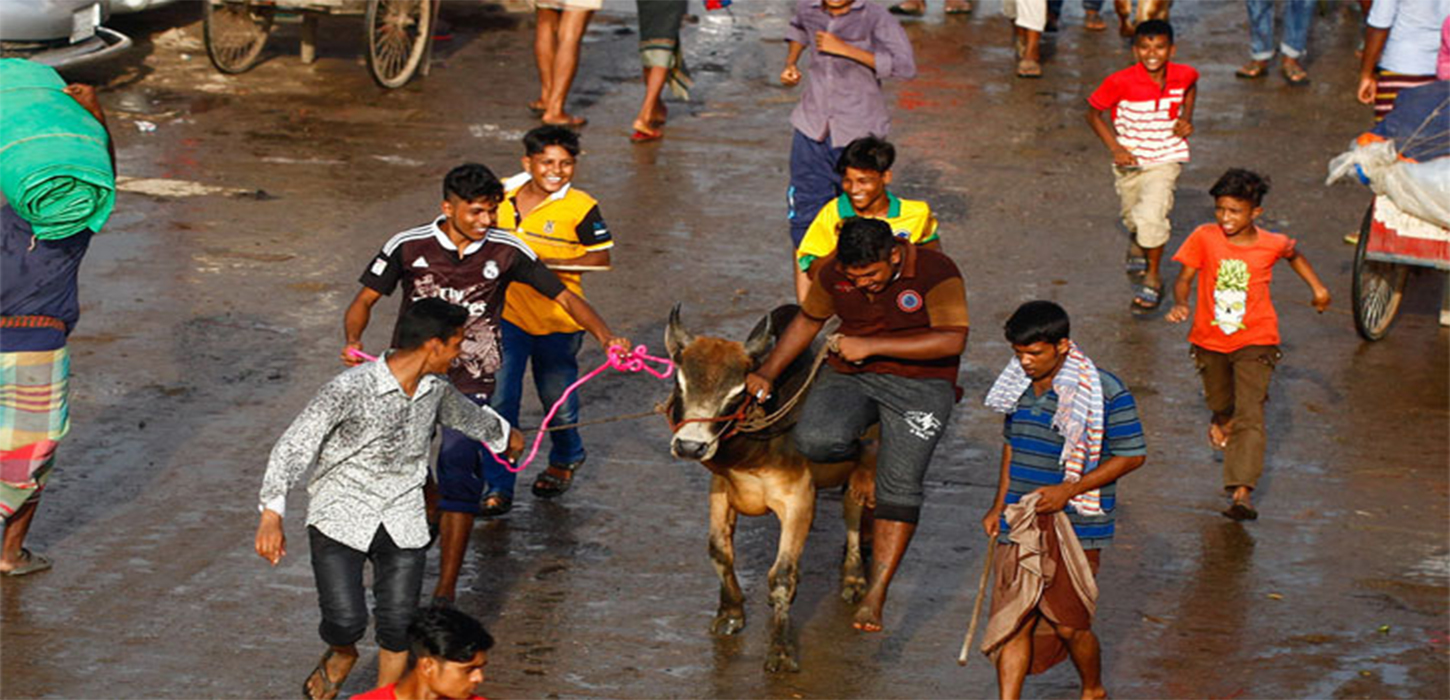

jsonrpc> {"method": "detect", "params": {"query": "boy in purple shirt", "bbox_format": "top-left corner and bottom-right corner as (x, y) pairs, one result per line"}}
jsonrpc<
(780, 0), (916, 259)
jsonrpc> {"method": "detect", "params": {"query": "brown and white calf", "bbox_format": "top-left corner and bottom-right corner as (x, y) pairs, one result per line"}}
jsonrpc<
(664, 304), (875, 673)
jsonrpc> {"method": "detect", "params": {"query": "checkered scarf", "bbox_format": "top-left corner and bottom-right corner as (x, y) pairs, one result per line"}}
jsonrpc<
(984, 341), (1105, 515)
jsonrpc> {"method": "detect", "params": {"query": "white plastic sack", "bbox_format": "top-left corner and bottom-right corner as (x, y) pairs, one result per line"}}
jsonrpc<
(1327, 139), (1450, 229)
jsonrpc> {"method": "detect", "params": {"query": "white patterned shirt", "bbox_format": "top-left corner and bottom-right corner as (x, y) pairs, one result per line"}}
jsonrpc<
(258, 356), (511, 551)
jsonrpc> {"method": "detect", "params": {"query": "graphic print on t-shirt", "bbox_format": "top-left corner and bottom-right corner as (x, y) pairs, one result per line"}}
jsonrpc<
(1212, 259), (1249, 334)
(411, 273), (502, 381)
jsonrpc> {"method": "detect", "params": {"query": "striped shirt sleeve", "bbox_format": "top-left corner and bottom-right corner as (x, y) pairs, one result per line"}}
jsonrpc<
(1102, 374), (1147, 458)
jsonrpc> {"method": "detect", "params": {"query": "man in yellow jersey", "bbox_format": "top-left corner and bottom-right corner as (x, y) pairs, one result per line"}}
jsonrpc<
(485, 125), (615, 517)
(795, 136), (939, 302)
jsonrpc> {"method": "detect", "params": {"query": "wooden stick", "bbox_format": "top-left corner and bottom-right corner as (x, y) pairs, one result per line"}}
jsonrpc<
(957, 534), (997, 666)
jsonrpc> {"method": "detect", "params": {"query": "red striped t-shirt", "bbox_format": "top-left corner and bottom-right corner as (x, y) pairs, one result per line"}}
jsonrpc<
(1088, 62), (1199, 165)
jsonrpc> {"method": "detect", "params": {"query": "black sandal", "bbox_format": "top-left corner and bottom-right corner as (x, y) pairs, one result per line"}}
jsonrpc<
(479, 492), (512, 518)
(532, 457), (585, 499)
(302, 649), (343, 700)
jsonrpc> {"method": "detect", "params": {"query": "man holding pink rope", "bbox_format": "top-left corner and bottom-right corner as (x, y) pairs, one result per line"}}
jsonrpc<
(341, 163), (630, 607)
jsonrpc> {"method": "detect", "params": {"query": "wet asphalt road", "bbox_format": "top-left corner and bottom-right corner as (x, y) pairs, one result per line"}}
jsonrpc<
(2, 1), (1446, 698)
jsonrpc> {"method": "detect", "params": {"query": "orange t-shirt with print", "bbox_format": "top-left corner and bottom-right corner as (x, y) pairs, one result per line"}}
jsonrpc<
(1172, 224), (1297, 353)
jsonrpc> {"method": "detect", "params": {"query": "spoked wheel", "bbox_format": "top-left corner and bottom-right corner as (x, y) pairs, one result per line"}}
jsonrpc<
(365, 0), (433, 89)
(203, 0), (273, 74)
(1353, 203), (1410, 341)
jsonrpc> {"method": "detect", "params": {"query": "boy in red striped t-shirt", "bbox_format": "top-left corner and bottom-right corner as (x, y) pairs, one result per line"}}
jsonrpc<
(1085, 19), (1198, 314)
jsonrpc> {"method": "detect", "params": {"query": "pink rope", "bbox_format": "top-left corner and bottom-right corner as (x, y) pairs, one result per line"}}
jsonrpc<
(346, 345), (674, 473)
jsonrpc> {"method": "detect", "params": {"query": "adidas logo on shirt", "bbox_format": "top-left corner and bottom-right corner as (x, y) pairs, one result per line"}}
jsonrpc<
(412, 256), (429, 268)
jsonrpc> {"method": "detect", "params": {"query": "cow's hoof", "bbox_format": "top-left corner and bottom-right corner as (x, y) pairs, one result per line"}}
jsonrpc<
(764, 644), (801, 673)
(840, 578), (866, 605)
(711, 611), (746, 636)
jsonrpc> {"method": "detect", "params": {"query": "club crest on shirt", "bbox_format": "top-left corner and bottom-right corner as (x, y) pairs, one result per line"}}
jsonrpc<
(894, 229), (910, 239)
(483, 260), (500, 280)
(896, 289), (923, 313)
(543, 220), (555, 235)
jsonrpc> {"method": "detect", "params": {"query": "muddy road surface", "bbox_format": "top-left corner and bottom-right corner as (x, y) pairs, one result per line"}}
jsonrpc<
(2, 1), (1446, 698)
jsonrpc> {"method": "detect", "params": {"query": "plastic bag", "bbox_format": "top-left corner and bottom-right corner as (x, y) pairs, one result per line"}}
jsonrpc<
(1327, 139), (1450, 229)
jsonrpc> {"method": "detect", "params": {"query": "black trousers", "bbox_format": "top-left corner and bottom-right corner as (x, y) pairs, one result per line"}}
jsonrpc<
(308, 525), (426, 652)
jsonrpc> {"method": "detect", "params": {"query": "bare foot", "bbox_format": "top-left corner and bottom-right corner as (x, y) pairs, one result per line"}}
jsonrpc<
(1081, 685), (1109, 700)
(649, 103), (668, 128)
(1208, 422), (1228, 450)
(528, 99), (547, 114)
(852, 603), (883, 632)
(541, 112), (588, 128)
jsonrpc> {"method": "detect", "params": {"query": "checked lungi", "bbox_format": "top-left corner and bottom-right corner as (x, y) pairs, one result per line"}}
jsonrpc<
(0, 348), (70, 519)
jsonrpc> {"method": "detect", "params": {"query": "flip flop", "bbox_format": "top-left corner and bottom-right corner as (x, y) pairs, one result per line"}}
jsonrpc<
(1125, 255), (1148, 278)
(1084, 11), (1107, 30)
(630, 128), (663, 143)
(527, 100), (547, 115)
(532, 456), (584, 499)
(1016, 59), (1043, 79)
(1223, 501), (1258, 521)
(0, 549), (52, 577)
(1235, 60), (1268, 79)
(1281, 61), (1310, 86)
(541, 115), (588, 129)
(303, 649), (343, 700)
(888, 2), (925, 16)
(1132, 283), (1163, 312)
(479, 492), (512, 518)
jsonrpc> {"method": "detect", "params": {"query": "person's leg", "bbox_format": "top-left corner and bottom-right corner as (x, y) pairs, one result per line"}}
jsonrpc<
(368, 528), (427, 687)
(633, 66), (670, 137)
(1241, 0), (1275, 78)
(1278, 0), (1313, 81)
(533, 8), (562, 112)
(0, 497), (40, 572)
(852, 375), (954, 631)
(531, 331), (587, 498)
(1130, 163), (1180, 303)
(1191, 345), (1236, 452)
(1224, 346), (1278, 510)
(541, 8), (596, 125)
(433, 416), (488, 601)
(1082, 0), (1106, 30)
(1051, 622), (1107, 700)
(308, 527), (366, 699)
(787, 130), (844, 250)
(1113, 0), (1132, 35)
(1046, 0), (1062, 30)
(792, 368), (879, 464)
(1014, 0), (1047, 75)
(486, 320), (531, 503)
(995, 615), (1039, 699)
(0, 453), (52, 573)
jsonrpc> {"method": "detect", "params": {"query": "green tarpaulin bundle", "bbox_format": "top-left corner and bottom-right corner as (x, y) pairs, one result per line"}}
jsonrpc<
(0, 58), (114, 240)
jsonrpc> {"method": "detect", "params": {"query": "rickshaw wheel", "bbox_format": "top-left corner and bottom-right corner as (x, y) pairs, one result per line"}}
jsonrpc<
(1353, 202), (1410, 341)
(365, 0), (433, 89)
(203, 0), (273, 74)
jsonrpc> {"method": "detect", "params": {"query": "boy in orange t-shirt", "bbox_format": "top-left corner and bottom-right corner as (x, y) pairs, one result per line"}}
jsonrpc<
(1165, 169), (1330, 521)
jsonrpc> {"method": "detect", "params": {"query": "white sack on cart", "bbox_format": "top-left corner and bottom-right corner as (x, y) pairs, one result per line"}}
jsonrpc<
(1326, 139), (1450, 230)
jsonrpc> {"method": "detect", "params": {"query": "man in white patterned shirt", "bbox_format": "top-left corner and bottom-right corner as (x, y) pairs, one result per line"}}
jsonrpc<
(255, 299), (523, 700)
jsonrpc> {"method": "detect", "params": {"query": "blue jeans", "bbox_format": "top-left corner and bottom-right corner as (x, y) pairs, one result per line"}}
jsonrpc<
(437, 392), (494, 514)
(787, 129), (845, 248)
(1247, 0), (1312, 61)
(484, 320), (586, 499)
(1046, 0), (1105, 16)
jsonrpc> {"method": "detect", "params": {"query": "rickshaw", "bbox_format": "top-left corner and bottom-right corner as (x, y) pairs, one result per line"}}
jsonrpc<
(1329, 82), (1450, 341)
(203, 0), (437, 89)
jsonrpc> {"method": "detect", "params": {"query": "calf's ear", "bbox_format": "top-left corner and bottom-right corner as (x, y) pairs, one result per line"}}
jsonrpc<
(665, 303), (693, 359)
(744, 313), (774, 364)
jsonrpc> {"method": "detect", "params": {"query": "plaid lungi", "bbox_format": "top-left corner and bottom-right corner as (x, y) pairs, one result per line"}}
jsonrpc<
(1, 348), (69, 517)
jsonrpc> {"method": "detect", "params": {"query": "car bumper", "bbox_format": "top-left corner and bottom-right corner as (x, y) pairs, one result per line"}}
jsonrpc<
(3, 26), (132, 70)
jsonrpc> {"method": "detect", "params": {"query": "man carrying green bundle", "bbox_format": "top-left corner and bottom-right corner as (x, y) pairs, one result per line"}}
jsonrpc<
(0, 68), (114, 576)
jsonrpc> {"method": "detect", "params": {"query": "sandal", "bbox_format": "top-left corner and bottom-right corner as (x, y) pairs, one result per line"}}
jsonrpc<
(1132, 283), (1163, 312)
(888, 1), (925, 16)
(479, 492), (512, 518)
(527, 100), (547, 115)
(0, 548), (52, 577)
(1015, 59), (1043, 79)
(630, 127), (664, 143)
(1281, 60), (1310, 86)
(1084, 10), (1106, 30)
(302, 649), (343, 700)
(541, 114), (588, 129)
(1235, 60), (1268, 79)
(1125, 254), (1148, 278)
(1223, 500), (1258, 521)
(532, 457), (584, 499)
(944, 0), (973, 14)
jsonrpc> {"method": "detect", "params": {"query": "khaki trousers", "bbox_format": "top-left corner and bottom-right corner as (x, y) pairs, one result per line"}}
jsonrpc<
(1191, 344), (1281, 490)
(1113, 162), (1180, 249)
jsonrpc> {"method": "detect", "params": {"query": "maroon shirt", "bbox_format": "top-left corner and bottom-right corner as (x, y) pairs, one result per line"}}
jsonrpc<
(360, 217), (565, 396)
(801, 244), (969, 382)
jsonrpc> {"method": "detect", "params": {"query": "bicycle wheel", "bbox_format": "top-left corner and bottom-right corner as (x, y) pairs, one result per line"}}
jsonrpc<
(203, 0), (273, 74)
(365, 0), (432, 89)
(1352, 203), (1410, 341)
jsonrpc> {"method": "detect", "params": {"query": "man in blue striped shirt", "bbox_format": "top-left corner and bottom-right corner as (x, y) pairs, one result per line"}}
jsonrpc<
(980, 301), (1146, 700)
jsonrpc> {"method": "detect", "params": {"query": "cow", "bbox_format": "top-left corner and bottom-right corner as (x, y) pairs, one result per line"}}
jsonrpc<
(664, 303), (876, 673)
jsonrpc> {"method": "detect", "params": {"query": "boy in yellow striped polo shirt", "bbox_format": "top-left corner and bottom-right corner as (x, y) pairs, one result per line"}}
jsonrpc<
(794, 137), (939, 302)
(486, 126), (614, 516)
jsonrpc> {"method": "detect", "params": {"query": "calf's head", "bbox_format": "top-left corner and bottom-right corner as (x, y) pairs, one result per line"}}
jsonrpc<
(664, 304), (773, 462)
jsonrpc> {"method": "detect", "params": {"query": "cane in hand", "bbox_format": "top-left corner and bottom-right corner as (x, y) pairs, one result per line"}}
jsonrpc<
(957, 533), (996, 667)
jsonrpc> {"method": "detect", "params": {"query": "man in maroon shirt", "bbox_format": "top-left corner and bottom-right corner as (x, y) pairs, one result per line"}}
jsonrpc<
(341, 163), (629, 605)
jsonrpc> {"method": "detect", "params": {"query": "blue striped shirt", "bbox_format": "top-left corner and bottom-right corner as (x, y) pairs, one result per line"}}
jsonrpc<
(998, 369), (1146, 549)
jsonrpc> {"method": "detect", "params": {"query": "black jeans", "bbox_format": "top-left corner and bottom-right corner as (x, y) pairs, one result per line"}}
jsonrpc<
(308, 525), (426, 652)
